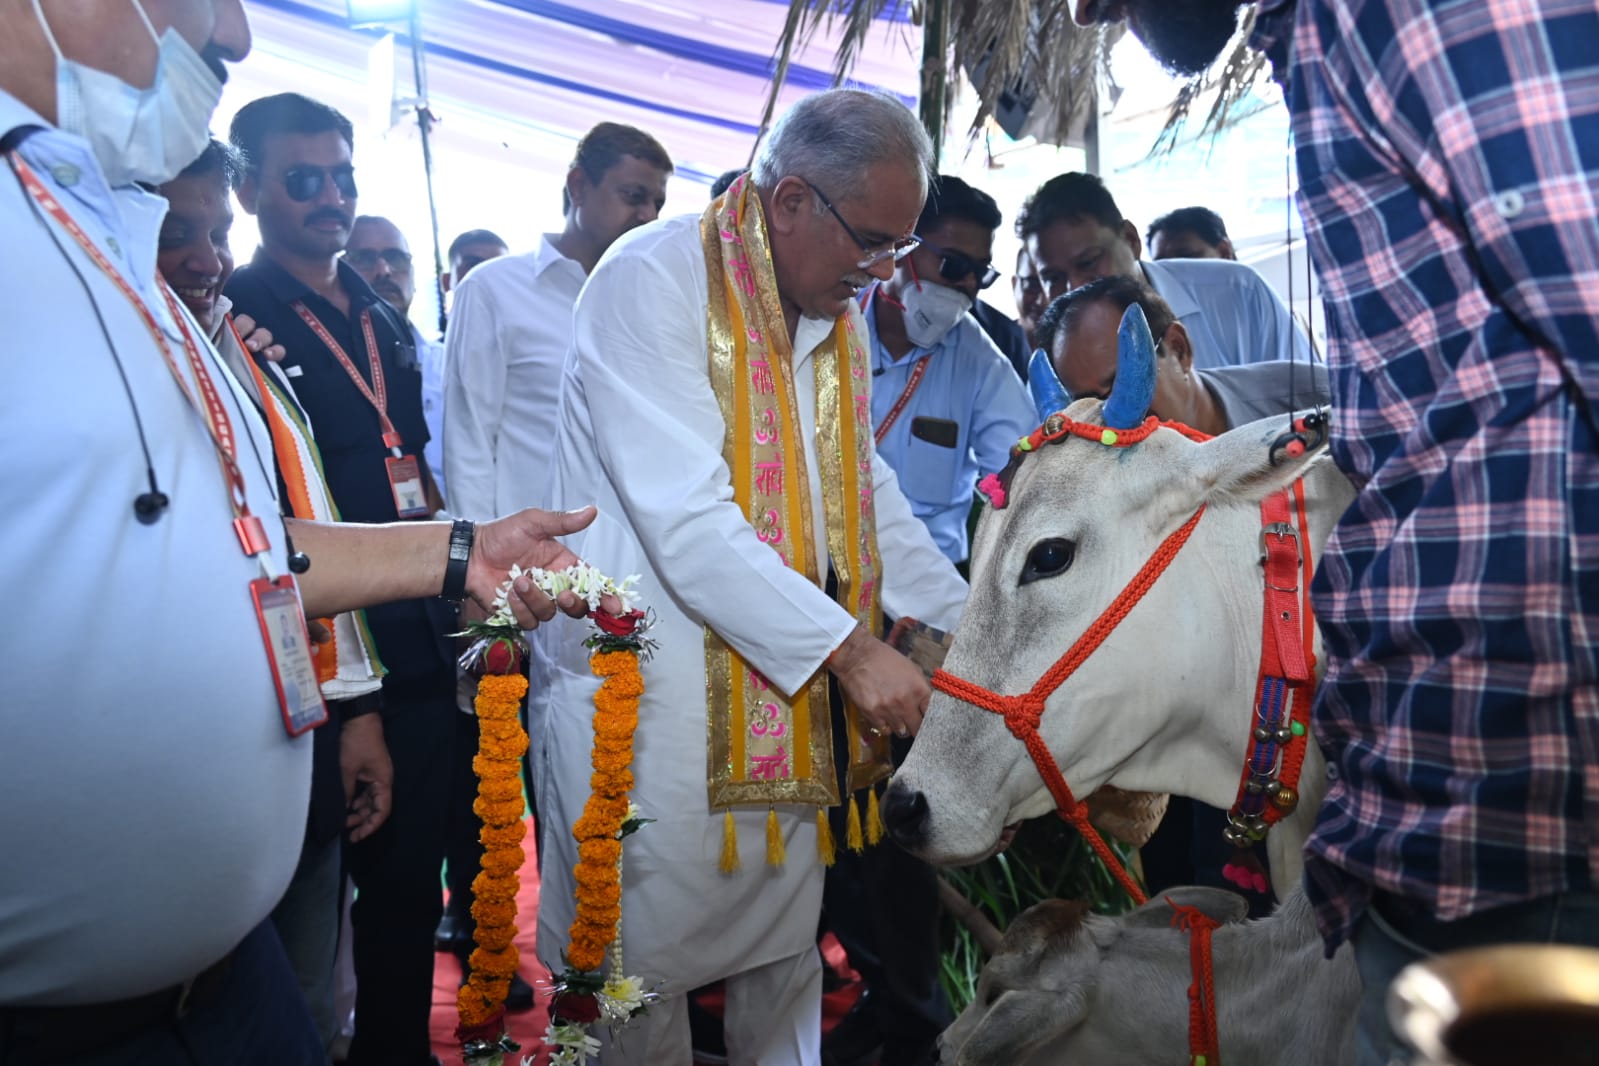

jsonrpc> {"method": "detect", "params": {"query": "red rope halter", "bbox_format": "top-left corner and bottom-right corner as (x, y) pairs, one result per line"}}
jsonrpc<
(931, 503), (1207, 905)
(1169, 900), (1223, 1065)
(936, 413), (1235, 1060)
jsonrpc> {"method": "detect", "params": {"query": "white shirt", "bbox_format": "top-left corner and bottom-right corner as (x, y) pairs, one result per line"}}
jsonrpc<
(530, 215), (966, 995)
(0, 94), (308, 1005)
(442, 237), (586, 521)
(1140, 257), (1314, 370)
(414, 325), (447, 503)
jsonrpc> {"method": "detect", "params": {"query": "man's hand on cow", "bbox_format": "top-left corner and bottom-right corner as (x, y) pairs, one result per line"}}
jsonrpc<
(828, 623), (931, 738)
(468, 506), (622, 627)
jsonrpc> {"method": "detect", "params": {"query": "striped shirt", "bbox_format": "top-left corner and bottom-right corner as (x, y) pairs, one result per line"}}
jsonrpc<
(1265, 0), (1599, 949)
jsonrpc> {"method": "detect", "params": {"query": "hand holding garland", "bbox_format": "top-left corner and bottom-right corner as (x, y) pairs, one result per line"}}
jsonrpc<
(287, 505), (621, 625)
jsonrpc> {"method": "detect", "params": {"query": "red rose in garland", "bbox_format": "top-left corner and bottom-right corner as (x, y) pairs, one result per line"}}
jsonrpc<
(593, 608), (646, 638)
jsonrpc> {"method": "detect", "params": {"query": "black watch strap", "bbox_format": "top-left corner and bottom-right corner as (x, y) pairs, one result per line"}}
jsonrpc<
(440, 519), (474, 602)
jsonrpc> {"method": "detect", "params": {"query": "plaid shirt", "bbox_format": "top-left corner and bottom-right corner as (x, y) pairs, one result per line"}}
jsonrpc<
(1262, 0), (1599, 950)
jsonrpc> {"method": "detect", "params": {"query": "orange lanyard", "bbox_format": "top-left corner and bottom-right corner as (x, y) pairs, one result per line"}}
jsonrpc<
(12, 153), (273, 566)
(874, 355), (932, 445)
(293, 301), (404, 453)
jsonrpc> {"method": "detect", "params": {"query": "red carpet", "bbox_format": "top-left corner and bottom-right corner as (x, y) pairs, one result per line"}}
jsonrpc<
(426, 818), (863, 1065)
(429, 817), (550, 1066)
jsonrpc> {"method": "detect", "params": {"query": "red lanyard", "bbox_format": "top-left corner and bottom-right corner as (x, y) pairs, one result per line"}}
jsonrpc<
(874, 355), (932, 445)
(292, 302), (404, 453)
(11, 153), (272, 564)
(866, 285), (933, 445)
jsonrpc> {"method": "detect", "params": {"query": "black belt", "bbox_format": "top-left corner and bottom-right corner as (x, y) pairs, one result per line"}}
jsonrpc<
(0, 948), (235, 1064)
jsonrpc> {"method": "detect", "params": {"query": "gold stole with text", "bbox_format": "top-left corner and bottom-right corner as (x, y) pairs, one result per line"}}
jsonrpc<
(700, 175), (889, 864)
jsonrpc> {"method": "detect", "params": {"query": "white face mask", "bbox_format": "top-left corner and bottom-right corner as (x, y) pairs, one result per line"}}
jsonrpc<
(35, 0), (222, 187)
(901, 277), (973, 349)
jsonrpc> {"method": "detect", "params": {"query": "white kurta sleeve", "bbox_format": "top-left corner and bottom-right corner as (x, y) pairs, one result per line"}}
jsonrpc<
(573, 242), (858, 698)
(442, 273), (507, 521)
(871, 452), (967, 632)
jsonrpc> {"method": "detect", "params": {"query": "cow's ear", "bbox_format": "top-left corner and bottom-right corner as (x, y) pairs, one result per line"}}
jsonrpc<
(1190, 409), (1330, 505)
(954, 987), (1090, 1066)
(1120, 886), (1250, 930)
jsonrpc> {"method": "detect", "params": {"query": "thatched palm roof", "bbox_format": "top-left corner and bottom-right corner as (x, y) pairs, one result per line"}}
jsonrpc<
(762, 0), (1267, 158)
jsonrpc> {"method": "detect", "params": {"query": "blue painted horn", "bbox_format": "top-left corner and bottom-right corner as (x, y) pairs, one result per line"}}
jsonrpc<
(1027, 347), (1069, 421)
(1101, 303), (1159, 429)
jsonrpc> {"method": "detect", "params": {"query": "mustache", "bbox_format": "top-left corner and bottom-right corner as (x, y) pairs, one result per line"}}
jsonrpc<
(844, 273), (874, 290)
(306, 208), (352, 229)
(373, 279), (403, 294)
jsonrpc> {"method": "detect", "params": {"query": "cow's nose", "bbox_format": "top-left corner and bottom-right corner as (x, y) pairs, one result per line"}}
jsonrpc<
(883, 782), (930, 846)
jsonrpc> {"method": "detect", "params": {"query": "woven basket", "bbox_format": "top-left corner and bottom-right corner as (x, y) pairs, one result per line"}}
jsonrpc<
(1084, 785), (1170, 847)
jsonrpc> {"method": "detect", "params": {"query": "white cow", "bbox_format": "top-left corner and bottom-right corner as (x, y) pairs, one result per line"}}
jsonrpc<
(887, 332), (1355, 898)
(940, 885), (1359, 1066)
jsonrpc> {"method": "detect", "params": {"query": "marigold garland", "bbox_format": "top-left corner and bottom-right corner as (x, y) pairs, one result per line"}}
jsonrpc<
(456, 667), (529, 1036)
(540, 606), (661, 1066)
(450, 564), (648, 1065)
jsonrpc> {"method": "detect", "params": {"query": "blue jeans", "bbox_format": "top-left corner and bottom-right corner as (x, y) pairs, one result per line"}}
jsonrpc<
(0, 921), (322, 1066)
(1352, 890), (1599, 1066)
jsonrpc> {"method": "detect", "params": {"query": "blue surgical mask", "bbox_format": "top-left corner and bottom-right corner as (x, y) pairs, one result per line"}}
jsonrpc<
(34, 0), (222, 187)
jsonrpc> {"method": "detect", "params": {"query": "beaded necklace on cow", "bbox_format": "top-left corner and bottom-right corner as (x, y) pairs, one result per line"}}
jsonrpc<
(937, 408), (1322, 1066)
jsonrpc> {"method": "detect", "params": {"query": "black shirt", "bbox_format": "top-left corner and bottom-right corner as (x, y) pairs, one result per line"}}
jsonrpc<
(972, 299), (1031, 384)
(226, 250), (452, 686)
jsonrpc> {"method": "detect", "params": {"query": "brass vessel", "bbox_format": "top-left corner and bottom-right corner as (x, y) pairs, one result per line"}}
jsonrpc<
(1388, 944), (1599, 1065)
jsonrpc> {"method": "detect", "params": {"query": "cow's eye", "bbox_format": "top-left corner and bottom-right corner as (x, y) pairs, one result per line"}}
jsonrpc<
(1021, 538), (1076, 585)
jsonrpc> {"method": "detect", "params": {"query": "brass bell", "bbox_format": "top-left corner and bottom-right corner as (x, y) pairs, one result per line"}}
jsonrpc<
(1271, 785), (1299, 812)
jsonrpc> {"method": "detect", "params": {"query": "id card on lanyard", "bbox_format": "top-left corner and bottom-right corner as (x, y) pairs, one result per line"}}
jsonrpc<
(294, 302), (432, 518)
(9, 153), (329, 737)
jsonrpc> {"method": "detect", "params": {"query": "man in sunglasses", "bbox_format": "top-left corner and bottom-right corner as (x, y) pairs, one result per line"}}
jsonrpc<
(225, 92), (458, 1066)
(860, 174), (1034, 568)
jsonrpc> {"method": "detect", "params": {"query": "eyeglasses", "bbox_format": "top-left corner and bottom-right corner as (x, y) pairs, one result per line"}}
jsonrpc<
(919, 239), (1001, 290)
(803, 179), (920, 270)
(344, 247), (413, 272)
(281, 165), (358, 203)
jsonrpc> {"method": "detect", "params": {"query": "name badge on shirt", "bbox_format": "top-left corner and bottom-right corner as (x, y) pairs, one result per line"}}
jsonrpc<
(250, 575), (330, 737)
(385, 454), (430, 518)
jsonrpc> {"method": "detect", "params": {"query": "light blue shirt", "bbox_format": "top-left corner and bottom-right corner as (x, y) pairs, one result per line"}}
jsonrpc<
(0, 91), (308, 1004)
(863, 291), (1035, 563)
(1140, 257), (1314, 369)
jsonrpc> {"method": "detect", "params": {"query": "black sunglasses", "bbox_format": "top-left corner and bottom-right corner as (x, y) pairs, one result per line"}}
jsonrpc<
(281, 165), (358, 203)
(344, 248), (413, 272)
(919, 239), (1000, 290)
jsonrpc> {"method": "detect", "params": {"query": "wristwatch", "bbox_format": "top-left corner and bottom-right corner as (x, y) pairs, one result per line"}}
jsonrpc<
(440, 519), (474, 602)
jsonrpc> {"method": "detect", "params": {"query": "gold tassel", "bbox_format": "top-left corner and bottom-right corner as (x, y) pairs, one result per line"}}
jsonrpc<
(846, 794), (865, 852)
(866, 785), (886, 846)
(817, 807), (836, 867)
(719, 809), (741, 873)
(765, 807), (786, 866)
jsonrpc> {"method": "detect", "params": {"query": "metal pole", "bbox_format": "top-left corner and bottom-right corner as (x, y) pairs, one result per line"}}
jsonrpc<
(407, 6), (447, 336)
(919, 0), (948, 161)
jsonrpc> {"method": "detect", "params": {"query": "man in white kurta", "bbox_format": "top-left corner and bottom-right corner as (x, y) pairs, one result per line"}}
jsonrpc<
(444, 122), (674, 523)
(532, 91), (968, 1065)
